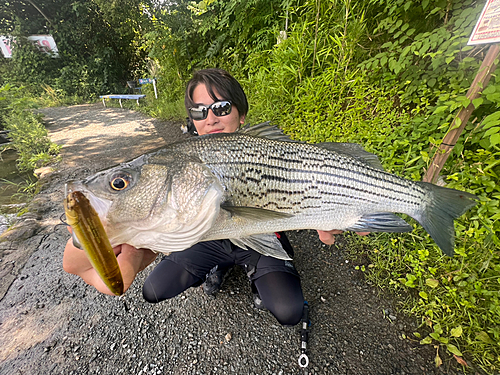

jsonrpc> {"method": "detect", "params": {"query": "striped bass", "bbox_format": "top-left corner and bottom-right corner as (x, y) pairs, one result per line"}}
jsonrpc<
(65, 123), (477, 260)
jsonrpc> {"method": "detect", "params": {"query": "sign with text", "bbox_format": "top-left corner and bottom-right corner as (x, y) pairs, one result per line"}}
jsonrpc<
(0, 35), (59, 58)
(469, 0), (500, 45)
(138, 78), (155, 84)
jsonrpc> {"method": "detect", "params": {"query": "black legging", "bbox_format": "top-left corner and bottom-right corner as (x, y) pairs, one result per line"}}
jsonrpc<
(142, 259), (303, 326)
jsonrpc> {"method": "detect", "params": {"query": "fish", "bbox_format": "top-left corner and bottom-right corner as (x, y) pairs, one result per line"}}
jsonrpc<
(64, 190), (124, 295)
(65, 122), (477, 261)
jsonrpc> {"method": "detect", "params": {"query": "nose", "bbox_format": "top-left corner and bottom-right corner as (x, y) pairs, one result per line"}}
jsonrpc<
(205, 107), (219, 125)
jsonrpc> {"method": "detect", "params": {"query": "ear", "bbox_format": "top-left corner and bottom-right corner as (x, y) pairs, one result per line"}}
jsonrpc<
(240, 114), (246, 124)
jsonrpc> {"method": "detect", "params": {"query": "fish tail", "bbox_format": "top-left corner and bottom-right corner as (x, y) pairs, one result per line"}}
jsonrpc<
(414, 182), (477, 256)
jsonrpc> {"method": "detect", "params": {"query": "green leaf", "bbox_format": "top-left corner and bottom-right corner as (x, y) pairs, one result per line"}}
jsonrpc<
(430, 332), (441, 340)
(490, 133), (500, 146)
(419, 291), (428, 300)
(472, 98), (483, 108)
(426, 278), (439, 288)
(482, 111), (500, 129)
(420, 336), (433, 344)
(450, 326), (463, 337)
(434, 106), (448, 114)
(446, 344), (463, 357)
(381, 56), (388, 67)
(484, 126), (499, 137)
(460, 98), (471, 107)
(446, 56), (455, 64)
(434, 324), (443, 335)
(435, 352), (442, 367)
(476, 331), (494, 344)
(483, 85), (496, 95)
(430, 7), (442, 15)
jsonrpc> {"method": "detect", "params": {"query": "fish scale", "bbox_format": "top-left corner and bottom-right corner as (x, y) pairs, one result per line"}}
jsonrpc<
(171, 135), (424, 217)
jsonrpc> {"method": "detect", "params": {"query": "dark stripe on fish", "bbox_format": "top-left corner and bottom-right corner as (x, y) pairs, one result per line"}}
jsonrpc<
(213, 160), (422, 199)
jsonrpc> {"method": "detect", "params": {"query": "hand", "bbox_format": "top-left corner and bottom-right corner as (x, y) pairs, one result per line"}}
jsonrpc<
(62, 227), (157, 295)
(317, 230), (370, 245)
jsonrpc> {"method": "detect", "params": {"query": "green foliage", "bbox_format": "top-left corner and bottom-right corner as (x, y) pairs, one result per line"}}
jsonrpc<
(0, 0), (153, 100)
(340, 1), (500, 371)
(141, 0), (291, 108)
(0, 84), (60, 171)
(5, 111), (60, 171)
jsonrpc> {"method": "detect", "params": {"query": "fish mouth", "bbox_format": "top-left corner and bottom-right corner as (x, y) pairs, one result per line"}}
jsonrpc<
(65, 182), (113, 220)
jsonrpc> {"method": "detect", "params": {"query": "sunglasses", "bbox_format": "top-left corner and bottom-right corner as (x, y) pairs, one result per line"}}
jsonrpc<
(189, 100), (232, 121)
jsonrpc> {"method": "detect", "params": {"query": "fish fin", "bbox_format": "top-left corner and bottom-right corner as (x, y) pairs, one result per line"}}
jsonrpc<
(314, 143), (384, 170)
(413, 182), (477, 256)
(230, 234), (292, 260)
(239, 122), (298, 142)
(345, 213), (413, 232)
(221, 205), (293, 220)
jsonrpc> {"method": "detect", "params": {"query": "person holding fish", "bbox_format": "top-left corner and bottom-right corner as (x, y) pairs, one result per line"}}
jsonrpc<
(67, 68), (463, 325)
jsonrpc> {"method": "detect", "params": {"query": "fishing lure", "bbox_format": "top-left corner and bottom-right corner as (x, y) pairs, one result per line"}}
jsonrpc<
(64, 190), (124, 296)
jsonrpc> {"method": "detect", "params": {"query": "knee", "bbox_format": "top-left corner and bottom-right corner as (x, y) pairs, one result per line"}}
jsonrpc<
(142, 280), (168, 304)
(271, 301), (303, 326)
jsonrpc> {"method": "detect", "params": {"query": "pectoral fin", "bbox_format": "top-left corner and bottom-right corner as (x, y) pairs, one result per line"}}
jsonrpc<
(221, 205), (293, 221)
(346, 213), (413, 232)
(230, 233), (292, 260)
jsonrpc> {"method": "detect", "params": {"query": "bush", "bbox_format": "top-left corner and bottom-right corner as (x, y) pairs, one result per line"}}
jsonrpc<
(0, 84), (60, 171)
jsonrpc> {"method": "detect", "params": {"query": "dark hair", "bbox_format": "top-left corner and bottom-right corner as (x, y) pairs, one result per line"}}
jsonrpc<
(184, 68), (248, 120)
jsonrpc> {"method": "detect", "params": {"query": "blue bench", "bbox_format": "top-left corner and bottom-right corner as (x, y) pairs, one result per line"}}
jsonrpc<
(99, 94), (146, 108)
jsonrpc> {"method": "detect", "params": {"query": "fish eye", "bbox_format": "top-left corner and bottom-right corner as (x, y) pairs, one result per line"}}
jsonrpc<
(110, 174), (131, 191)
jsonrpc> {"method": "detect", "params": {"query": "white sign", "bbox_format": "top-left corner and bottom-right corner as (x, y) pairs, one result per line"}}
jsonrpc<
(469, 0), (500, 45)
(0, 35), (59, 58)
(27, 35), (59, 57)
(0, 36), (13, 58)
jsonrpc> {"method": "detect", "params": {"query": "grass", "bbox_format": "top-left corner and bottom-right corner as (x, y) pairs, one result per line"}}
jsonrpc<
(344, 226), (500, 373)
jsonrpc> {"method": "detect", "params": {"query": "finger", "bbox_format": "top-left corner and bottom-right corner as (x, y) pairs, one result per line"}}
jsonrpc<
(112, 244), (123, 256)
(317, 230), (336, 245)
(63, 238), (93, 274)
(356, 232), (370, 236)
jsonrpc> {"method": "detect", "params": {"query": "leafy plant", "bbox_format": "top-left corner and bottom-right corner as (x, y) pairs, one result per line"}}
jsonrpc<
(1, 84), (60, 171)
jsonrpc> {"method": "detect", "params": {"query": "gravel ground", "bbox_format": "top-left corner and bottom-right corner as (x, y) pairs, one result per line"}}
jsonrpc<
(0, 103), (465, 375)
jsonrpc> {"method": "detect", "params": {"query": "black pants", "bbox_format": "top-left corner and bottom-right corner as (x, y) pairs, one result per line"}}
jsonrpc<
(142, 234), (304, 326)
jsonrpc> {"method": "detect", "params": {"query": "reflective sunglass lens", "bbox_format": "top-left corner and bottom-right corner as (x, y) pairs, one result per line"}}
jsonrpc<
(189, 107), (205, 120)
(189, 101), (232, 120)
(212, 101), (232, 116)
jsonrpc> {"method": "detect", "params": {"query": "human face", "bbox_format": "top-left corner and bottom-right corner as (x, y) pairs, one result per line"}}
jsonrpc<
(191, 83), (245, 135)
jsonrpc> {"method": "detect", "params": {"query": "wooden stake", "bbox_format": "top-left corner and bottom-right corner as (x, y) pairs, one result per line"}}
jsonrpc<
(423, 43), (500, 183)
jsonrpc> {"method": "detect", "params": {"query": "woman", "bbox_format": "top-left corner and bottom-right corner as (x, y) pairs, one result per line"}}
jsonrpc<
(63, 68), (366, 326)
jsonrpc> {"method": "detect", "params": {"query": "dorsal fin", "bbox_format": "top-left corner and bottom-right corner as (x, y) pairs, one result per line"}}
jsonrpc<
(238, 122), (298, 142)
(239, 122), (383, 169)
(314, 142), (384, 170)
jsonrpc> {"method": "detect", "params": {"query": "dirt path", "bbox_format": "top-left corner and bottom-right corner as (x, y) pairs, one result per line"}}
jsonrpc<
(0, 104), (461, 374)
